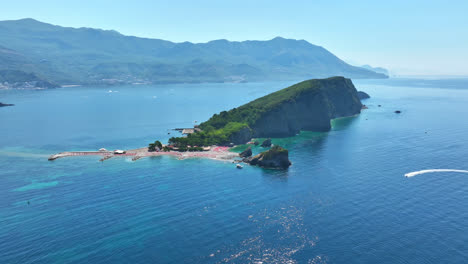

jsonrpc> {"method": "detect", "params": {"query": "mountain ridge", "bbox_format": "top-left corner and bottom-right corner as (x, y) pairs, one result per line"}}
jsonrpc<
(0, 18), (387, 86)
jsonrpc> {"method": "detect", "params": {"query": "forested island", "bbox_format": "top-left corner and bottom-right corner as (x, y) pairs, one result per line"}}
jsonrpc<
(167, 76), (362, 148)
(50, 77), (364, 169)
(159, 76), (363, 168)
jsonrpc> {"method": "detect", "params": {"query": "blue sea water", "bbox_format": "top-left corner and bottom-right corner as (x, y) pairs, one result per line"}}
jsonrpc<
(1, 78), (468, 263)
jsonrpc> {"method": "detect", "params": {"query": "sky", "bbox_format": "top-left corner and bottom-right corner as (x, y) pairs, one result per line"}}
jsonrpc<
(1, 0), (467, 76)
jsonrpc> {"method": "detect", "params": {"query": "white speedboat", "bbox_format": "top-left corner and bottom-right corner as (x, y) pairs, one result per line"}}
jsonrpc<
(236, 164), (243, 169)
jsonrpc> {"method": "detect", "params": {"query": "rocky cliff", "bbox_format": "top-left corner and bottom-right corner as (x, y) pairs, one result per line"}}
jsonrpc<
(208, 77), (362, 141)
(245, 145), (291, 169)
(171, 77), (363, 147)
(357, 91), (370, 100)
(249, 77), (362, 136)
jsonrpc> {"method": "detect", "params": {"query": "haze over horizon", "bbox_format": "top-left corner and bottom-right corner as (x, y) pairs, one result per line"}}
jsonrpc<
(2, 0), (468, 76)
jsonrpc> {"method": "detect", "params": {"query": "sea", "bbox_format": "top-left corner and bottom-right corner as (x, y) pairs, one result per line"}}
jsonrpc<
(1, 78), (468, 264)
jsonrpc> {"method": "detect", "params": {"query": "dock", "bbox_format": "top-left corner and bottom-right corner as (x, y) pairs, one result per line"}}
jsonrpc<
(47, 145), (237, 162)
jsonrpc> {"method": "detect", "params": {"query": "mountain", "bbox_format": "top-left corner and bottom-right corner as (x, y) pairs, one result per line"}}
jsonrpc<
(0, 18), (387, 86)
(168, 77), (363, 147)
(0, 69), (58, 89)
(361, 64), (389, 75)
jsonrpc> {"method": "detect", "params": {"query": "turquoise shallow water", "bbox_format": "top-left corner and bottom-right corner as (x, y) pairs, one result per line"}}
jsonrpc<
(1, 78), (468, 263)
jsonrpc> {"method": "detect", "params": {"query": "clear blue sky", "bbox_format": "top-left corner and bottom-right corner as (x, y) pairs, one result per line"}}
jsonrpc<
(2, 0), (467, 75)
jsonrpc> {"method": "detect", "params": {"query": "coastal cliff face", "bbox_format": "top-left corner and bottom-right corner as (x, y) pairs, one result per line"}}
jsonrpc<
(246, 145), (291, 169)
(171, 77), (362, 148)
(357, 91), (370, 100)
(229, 127), (253, 145)
(234, 77), (362, 138)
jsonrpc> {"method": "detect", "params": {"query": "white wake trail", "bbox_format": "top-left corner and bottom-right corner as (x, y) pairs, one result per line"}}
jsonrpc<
(405, 169), (468, 178)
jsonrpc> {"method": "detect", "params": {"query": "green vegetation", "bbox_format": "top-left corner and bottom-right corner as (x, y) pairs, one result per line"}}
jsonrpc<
(247, 145), (291, 169)
(0, 70), (58, 88)
(165, 78), (345, 148)
(148, 140), (163, 152)
(262, 145), (289, 160)
(162, 146), (171, 152)
(169, 122), (248, 147)
(199, 78), (337, 129)
(0, 19), (387, 86)
(0, 70), (38, 83)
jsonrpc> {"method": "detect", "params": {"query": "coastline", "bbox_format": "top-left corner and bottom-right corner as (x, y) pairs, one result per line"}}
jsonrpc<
(48, 146), (239, 162)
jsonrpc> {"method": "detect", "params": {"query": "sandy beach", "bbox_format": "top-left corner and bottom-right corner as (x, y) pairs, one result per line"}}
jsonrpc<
(48, 146), (239, 162)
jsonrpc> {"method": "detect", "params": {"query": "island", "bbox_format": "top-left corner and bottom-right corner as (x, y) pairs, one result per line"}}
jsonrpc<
(0, 102), (14, 107)
(243, 146), (291, 169)
(49, 76), (363, 169)
(168, 76), (362, 148)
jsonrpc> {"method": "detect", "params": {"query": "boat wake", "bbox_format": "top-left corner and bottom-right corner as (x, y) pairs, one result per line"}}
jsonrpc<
(405, 169), (468, 178)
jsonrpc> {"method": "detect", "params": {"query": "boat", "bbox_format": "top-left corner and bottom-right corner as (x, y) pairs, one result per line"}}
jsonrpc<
(236, 164), (243, 169)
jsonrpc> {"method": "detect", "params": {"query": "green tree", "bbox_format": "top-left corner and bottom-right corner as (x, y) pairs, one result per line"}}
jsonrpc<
(148, 143), (156, 152)
(154, 140), (163, 149)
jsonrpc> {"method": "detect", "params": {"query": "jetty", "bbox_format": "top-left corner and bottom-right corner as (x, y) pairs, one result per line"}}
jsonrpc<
(48, 151), (135, 161)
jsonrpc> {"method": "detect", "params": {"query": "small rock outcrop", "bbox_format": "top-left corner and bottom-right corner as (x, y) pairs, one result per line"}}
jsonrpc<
(253, 141), (259, 146)
(357, 91), (370, 100)
(239, 146), (252, 158)
(261, 138), (272, 147)
(395, 110), (401, 114)
(246, 145), (291, 169)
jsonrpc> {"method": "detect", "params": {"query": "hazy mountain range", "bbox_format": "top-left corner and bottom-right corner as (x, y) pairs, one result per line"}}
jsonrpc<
(0, 18), (387, 87)
(361, 64), (389, 75)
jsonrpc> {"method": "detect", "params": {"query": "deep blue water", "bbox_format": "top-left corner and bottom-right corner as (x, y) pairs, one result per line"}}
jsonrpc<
(1, 78), (468, 263)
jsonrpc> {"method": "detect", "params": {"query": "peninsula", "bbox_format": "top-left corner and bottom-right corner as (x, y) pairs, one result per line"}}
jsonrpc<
(49, 77), (363, 168)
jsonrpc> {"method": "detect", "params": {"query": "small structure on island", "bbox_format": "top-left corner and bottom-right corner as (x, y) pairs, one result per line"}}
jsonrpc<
(99, 148), (107, 152)
(182, 128), (195, 135)
(114, 150), (126, 154)
(202, 146), (211, 151)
